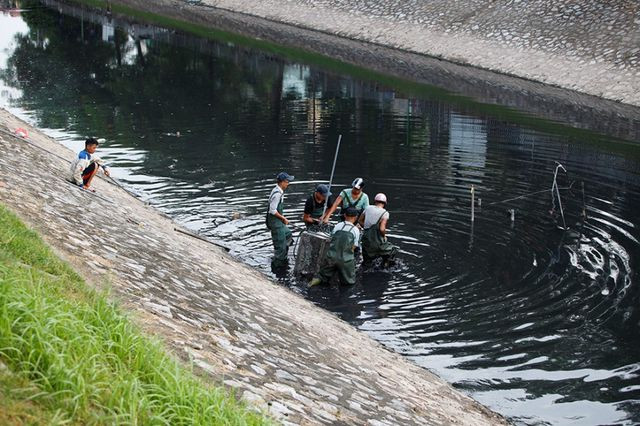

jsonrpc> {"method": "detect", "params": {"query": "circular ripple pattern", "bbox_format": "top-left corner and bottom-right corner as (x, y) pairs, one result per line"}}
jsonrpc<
(1, 7), (639, 424)
(102, 111), (640, 425)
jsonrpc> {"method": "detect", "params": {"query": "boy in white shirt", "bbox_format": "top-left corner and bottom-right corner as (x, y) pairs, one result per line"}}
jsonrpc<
(68, 137), (110, 191)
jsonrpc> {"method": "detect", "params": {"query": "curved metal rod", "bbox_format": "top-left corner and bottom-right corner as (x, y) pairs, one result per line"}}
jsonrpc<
(552, 163), (568, 230)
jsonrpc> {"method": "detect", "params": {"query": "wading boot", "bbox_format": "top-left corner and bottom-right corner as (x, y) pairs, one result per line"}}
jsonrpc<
(309, 277), (323, 287)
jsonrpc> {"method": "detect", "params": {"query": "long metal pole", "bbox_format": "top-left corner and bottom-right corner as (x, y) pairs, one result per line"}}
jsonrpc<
(322, 134), (342, 218)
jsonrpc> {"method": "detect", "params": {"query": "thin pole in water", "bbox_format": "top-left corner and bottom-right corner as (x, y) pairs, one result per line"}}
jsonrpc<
(322, 134), (342, 218)
(581, 181), (587, 220)
(471, 185), (475, 222)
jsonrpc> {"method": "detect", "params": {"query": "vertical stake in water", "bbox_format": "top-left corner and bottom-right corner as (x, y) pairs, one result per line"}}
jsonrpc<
(551, 162), (567, 230)
(581, 181), (587, 220)
(322, 134), (342, 219)
(470, 185), (475, 222)
(469, 185), (475, 250)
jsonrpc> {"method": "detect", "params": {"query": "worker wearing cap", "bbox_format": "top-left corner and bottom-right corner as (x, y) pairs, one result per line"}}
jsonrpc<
(302, 184), (332, 229)
(359, 193), (398, 267)
(266, 172), (294, 268)
(310, 207), (360, 286)
(321, 177), (369, 223)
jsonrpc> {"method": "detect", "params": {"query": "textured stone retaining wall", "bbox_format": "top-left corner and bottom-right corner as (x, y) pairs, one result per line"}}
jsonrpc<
(194, 0), (640, 106)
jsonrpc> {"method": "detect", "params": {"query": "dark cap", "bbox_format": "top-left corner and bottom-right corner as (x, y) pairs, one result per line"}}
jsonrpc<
(344, 207), (358, 217)
(315, 184), (331, 196)
(276, 172), (295, 182)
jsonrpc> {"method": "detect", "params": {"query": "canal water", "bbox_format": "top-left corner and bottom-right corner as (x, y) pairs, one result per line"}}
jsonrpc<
(1, 2), (639, 424)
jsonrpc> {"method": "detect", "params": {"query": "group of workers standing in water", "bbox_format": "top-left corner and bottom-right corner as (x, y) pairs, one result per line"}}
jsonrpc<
(266, 172), (398, 286)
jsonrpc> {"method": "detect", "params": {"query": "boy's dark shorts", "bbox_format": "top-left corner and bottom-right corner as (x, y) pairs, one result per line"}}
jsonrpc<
(81, 163), (98, 185)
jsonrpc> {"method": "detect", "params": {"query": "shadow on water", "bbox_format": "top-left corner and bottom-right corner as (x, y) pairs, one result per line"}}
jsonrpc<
(1, 1), (640, 424)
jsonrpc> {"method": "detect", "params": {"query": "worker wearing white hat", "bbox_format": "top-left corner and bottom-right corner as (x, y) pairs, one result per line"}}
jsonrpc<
(321, 177), (369, 223)
(359, 192), (398, 267)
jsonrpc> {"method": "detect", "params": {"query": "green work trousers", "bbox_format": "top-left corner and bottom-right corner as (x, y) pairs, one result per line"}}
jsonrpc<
(317, 227), (357, 285)
(269, 220), (292, 267)
(362, 227), (398, 262)
(318, 257), (356, 286)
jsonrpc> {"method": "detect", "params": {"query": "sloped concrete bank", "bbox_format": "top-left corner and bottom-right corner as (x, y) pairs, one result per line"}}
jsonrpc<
(195, 0), (640, 106)
(65, 0), (640, 142)
(0, 109), (506, 424)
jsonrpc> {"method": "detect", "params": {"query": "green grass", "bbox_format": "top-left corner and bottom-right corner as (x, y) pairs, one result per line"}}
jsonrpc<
(0, 363), (76, 426)
(0, 204), (269, 425)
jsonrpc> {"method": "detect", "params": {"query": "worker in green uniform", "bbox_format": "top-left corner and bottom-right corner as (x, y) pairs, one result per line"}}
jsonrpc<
(310, 207), (361, 286)
(359, 193), (398, 267)
(302, 184), (331, 229)
(266, 172), (294, 269)
(321, 177), (369, 223)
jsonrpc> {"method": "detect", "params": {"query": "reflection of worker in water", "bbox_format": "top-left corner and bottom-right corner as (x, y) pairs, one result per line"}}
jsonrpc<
(266, 172), (294, 269)
(310, 207), (360, 286)
(302, 184), (331, 228)
(360, 193), (398, 267)
(322, 178), (369, 223)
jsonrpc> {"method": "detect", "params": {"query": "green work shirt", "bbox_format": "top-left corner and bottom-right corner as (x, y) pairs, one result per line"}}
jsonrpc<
(339, 189), (369, 217)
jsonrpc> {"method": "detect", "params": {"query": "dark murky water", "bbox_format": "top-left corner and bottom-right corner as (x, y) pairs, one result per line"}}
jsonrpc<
(1, 2), (639, 424)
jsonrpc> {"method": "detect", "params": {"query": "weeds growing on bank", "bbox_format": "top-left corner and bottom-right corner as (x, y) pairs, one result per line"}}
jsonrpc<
(0, 204), (268, 425)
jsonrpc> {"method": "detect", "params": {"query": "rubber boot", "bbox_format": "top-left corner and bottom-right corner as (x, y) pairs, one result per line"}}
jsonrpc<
(309, 277), (323, 287)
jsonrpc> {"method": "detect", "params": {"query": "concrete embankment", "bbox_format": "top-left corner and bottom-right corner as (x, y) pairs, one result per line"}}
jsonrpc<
(73, 0), (640, 142)
(0, 109), (506, 424)
(175, 0), (640, 106)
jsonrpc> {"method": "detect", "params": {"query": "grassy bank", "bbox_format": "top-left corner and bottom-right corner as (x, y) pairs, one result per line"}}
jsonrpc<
(0, 204), (268, 425)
